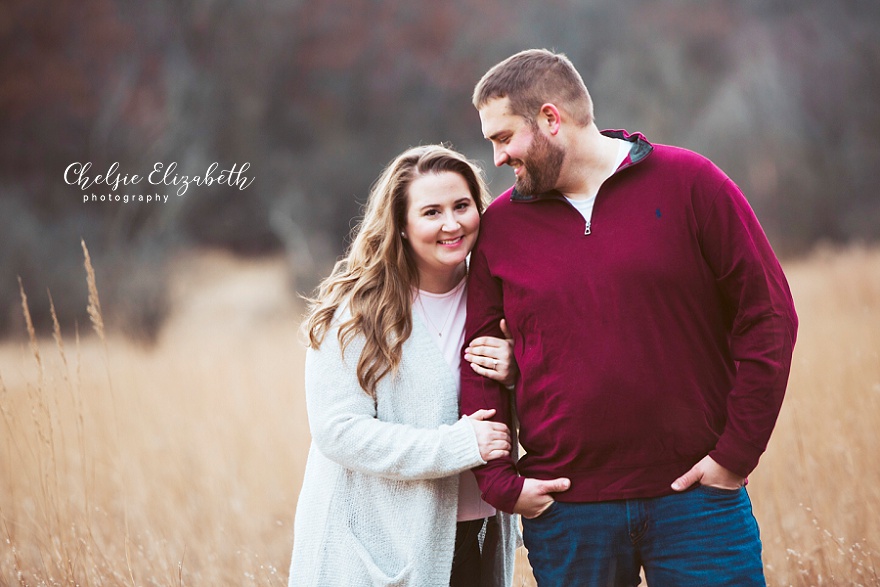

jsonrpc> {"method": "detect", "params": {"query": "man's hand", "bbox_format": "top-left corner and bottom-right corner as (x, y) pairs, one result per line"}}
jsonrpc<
(671, 455), (746, 491)
(513, 477), (571, 519)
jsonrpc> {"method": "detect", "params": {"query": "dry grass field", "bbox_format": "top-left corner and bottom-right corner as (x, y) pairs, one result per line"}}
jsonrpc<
(1, 244), (878, 586)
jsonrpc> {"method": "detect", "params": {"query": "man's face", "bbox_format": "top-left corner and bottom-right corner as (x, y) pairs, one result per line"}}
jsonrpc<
(479, 97), (565, 196)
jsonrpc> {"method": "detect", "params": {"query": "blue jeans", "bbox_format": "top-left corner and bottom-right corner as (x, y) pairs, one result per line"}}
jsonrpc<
(522, 486), (766, 587)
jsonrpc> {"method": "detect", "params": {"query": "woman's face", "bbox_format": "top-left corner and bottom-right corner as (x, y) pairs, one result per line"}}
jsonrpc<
(403, 171), (480, 287)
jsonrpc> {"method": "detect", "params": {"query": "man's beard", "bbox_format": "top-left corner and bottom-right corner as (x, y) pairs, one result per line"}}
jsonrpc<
(515, 127), (565, 196)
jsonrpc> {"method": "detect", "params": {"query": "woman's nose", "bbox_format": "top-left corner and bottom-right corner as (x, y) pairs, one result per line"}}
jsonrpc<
(442, 212), (460, 231)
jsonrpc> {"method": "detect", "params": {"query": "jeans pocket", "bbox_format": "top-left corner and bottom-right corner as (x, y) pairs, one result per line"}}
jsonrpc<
(697, 484), (743, 497)
(531, 500), (561, 521)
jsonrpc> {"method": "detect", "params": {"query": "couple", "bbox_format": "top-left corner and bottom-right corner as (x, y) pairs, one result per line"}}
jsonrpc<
(288, 49), (798, 587)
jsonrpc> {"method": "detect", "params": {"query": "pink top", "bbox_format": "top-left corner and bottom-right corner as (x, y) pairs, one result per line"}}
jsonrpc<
(413, 278), (496, 522)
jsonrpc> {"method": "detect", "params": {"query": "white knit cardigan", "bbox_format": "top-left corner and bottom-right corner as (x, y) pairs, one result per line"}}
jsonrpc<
(288, 310), (519, 587)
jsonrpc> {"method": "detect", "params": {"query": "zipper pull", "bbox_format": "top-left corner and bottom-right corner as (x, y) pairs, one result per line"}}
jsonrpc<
(584, 220), (591, 236)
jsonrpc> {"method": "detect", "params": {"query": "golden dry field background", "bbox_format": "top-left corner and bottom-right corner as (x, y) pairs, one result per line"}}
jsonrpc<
(1, 245), (878, 586)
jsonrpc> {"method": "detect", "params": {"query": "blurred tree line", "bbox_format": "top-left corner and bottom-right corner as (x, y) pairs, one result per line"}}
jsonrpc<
(2, 0), (879, 341)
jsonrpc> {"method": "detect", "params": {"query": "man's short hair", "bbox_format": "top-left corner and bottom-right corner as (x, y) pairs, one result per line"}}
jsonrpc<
(473, 49), (594, 127)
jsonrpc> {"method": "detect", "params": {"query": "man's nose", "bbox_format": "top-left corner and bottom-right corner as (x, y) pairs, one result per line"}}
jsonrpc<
(494, 146), (508, 167)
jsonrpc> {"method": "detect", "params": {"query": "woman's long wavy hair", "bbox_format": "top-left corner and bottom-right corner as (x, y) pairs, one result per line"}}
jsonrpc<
(302, 144), (490, 398)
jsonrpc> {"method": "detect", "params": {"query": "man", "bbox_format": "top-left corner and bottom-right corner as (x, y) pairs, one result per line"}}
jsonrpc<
(460, 49), (798, 586)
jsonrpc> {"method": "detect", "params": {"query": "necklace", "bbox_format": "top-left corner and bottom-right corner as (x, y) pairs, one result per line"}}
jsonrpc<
(416, 289), (459, 337)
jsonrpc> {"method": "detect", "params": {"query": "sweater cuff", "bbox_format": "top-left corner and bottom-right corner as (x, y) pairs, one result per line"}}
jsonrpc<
(471, 461), (525, 514)
(449, 416), (488, 469)
(710, 434), (764, 478)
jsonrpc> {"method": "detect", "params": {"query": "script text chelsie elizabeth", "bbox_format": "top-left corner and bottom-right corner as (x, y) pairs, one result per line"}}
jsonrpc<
(66, 161), (255, 202)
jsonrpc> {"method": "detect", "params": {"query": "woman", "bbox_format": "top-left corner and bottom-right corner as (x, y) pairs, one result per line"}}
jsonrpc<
(288, 145), (519, 587)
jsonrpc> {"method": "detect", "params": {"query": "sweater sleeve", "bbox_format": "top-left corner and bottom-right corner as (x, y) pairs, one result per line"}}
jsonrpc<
(304, 326), (486, 481)
(459, 240), (525, 513)
(698, 175), (798, 477)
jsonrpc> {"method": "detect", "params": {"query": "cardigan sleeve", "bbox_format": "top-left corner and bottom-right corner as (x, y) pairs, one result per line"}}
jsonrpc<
(304, 326), (486, 481)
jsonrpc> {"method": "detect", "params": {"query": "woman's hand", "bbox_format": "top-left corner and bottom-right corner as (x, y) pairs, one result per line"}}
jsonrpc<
(466, 409), (511, 462)
(464, 319), (519, 387)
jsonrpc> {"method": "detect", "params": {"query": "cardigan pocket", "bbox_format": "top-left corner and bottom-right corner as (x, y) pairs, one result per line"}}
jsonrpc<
(347, 529), (414, 586)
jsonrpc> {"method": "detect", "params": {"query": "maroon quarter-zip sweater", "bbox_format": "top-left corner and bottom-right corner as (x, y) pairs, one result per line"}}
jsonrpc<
(460, 130), (798, 513)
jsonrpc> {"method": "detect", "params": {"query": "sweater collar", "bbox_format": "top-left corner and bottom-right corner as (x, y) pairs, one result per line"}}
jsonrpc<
(510, 129), (653, 202)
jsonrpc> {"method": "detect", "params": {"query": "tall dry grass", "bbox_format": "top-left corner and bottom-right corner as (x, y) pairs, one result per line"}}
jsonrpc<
(1, 247), (308, 586)
(1, 244), (878, 586)
(748, 246), (880, 586)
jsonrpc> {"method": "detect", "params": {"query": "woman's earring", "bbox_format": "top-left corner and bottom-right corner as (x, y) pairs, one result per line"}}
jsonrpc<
(400, 231), (406, 239)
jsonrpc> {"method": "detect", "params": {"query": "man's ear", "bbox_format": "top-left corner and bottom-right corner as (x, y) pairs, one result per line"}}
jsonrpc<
(539, 103), (562, 135)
